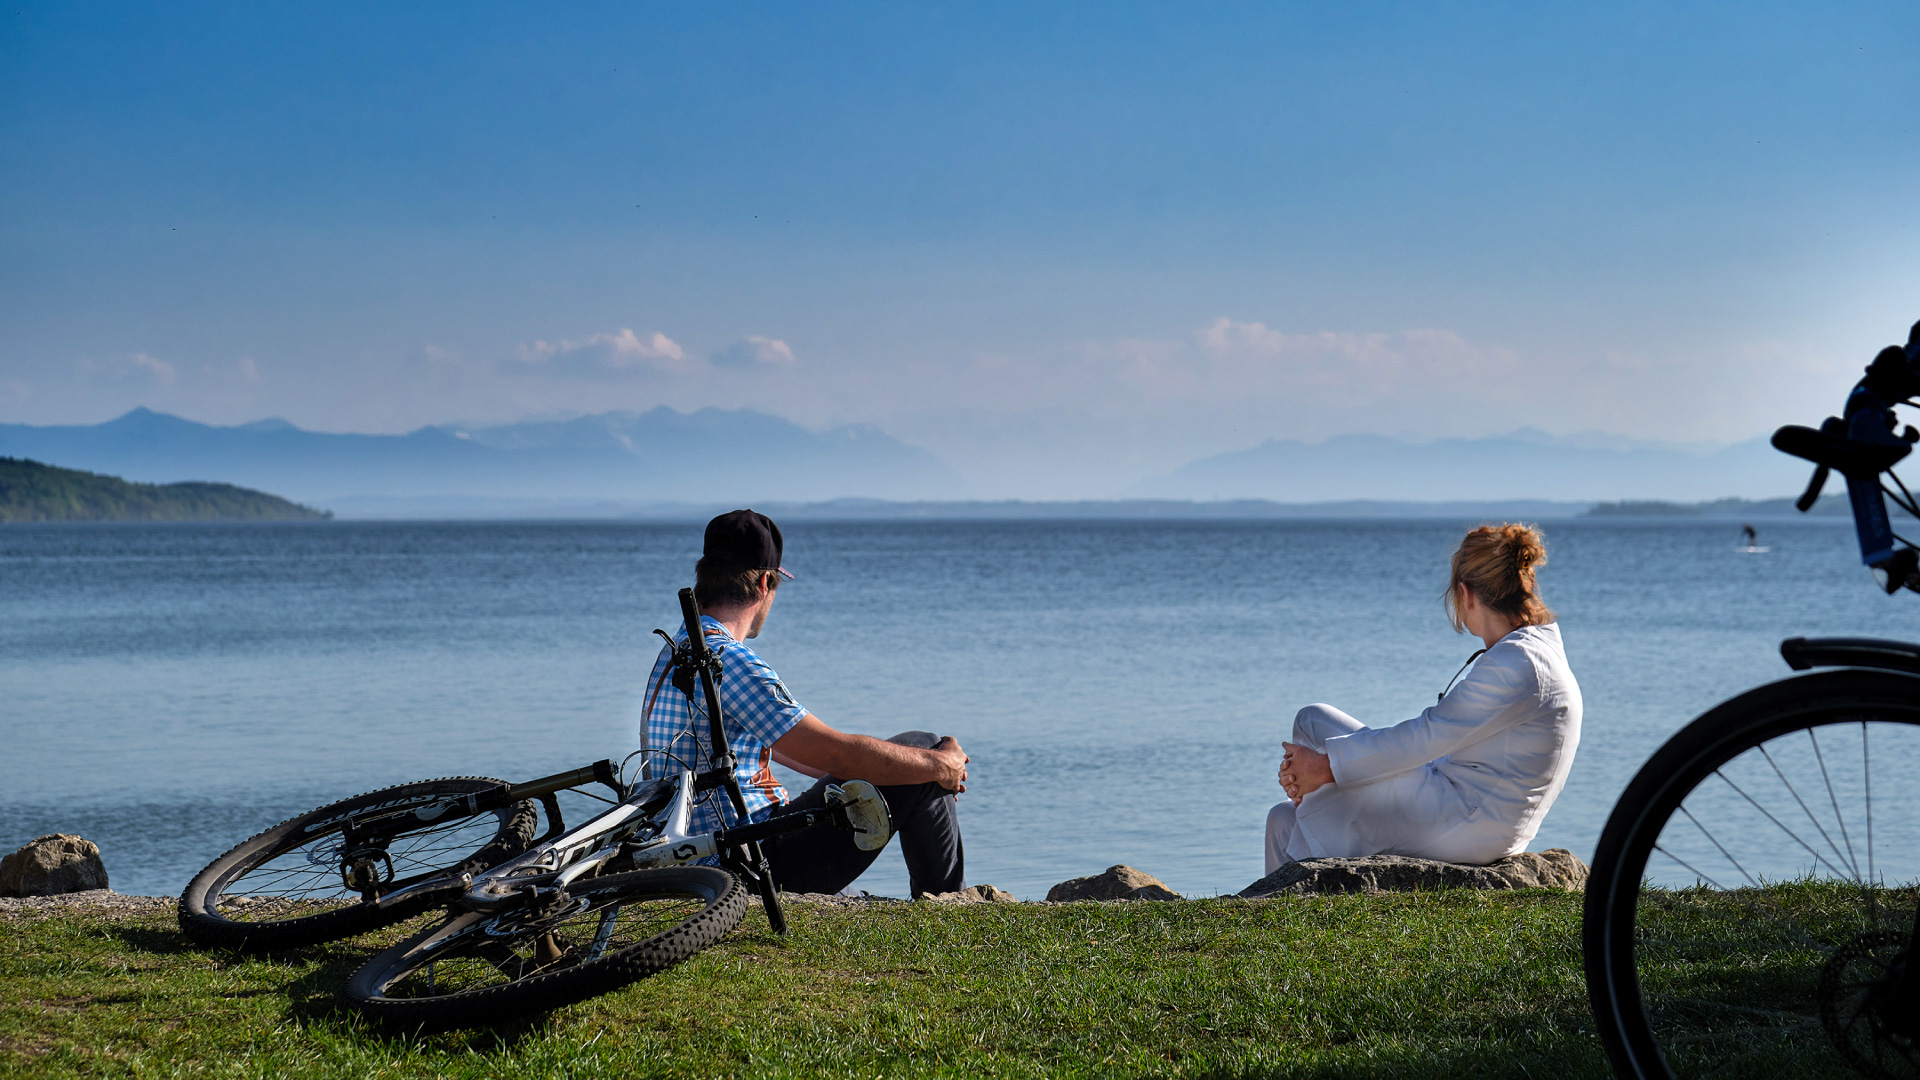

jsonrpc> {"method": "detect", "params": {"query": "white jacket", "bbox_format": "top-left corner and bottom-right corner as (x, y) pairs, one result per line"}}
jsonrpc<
(1293, 622), (1583, 864)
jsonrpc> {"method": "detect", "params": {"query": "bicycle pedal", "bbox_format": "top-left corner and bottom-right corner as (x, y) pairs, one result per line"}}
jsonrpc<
(826, 780), (894, 852)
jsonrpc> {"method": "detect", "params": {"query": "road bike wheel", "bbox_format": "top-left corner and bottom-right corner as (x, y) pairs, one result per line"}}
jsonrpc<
(180, 777), (538, 952)
(1585, 670), (1920, 1079)
(343, 866), (747, 1030)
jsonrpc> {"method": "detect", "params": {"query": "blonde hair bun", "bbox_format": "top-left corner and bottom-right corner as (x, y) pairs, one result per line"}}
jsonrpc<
(1445, 523), (1554, 631)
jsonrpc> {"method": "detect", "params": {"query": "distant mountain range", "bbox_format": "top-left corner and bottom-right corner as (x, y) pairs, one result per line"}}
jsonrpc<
(0, 410), (1824, 516)
(1128, 430), (1807, 503)
(1, 457), (327, 522)
(0, 408), (964, 505)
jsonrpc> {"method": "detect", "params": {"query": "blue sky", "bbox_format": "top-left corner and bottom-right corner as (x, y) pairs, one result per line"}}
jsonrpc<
(3, 2), (1917, 496)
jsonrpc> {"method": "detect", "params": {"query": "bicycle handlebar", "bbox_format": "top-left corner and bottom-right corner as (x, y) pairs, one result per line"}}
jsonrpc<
(1775, 320), (1920, 591)
(678, 587), (714, 667)
(676, 586), (752, 820)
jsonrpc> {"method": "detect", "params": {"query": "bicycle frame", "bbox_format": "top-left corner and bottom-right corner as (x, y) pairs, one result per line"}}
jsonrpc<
(366, 765), (870, 914)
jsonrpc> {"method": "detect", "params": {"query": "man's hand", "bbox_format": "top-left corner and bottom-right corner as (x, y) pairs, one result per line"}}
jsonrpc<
(931, 735), (969, 793)
(1279, 742), (1334, 805)
(772, 715), (970, 791)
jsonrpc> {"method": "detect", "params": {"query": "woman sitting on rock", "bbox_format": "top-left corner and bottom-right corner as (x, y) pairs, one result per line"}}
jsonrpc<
(1266, 523), (1582, 873)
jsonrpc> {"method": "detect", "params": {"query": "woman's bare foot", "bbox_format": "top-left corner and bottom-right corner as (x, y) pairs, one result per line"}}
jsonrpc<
(1281, 741), (1334, 801)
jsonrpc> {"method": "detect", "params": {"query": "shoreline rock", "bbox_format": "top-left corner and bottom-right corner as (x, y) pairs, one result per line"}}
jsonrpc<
(1, 834), (110, 897)
(1046, 865), (1182, 902)
(923, 884), (1019, 905)
(1239, 849), (1589, 898)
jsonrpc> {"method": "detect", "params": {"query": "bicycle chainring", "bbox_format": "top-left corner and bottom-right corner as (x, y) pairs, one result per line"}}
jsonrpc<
(1819, 930), (1920, 1079)
(481, 893), (594, 939)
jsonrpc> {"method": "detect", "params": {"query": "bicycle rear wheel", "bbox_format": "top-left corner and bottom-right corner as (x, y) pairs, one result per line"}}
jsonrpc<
(344, 866), (747, 1030)
(180, 777), (538, 951)
(1585, 670), (1920, 1079)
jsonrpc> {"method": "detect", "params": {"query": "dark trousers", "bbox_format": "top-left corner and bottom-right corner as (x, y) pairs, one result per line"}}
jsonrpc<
(761, 730), (965, 899)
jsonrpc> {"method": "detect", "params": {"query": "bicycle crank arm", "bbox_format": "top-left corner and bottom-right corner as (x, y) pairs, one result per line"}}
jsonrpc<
(372, 870), (474, 910)
(714, 808), (839, 848)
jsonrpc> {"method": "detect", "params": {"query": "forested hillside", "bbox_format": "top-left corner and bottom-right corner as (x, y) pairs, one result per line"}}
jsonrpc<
(0, 457), (329, 522)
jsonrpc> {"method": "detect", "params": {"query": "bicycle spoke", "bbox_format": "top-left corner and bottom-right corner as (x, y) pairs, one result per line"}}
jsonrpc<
(1755, 744), (1855, 882)
(212, 808), (517, 921)
(1804, 728), (1860, 881)
(1712, 769), (1853, 882)
(1676, 807), (1760, 889)
(1862, 720), (1875, 886)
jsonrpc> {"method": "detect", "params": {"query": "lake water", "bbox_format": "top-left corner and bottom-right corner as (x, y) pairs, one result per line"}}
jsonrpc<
(5, 517), (1918, 901)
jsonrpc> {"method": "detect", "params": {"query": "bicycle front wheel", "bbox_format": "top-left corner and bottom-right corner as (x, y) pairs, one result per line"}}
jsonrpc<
(179, 777), (538, 951)
(343, 866), (747, 1030)
(1585, 669), (1920, 1079)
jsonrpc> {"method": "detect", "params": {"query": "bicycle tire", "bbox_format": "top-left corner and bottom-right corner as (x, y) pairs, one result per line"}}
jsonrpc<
(1585, 669), (1920, 1079)
(343, 866), (746, 1030)
(179, 776), (538, 952)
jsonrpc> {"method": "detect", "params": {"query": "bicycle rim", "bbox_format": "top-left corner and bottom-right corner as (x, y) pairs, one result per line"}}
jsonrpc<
(1586, 671), (1920, 1079)
(180, 777), (535, 950)
(345, 866), (747, 1030)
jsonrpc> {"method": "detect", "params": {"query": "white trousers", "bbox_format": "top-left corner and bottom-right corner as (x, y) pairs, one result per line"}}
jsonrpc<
(1264, 703), (1510, 874)
(1264, 703), (1366, 874)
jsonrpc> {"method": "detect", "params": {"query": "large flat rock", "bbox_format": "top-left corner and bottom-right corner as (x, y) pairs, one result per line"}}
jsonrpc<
(1239, 848), (1588, 898)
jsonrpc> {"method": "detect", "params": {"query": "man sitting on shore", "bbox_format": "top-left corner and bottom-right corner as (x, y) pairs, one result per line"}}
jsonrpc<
(639, 509), (970, 898)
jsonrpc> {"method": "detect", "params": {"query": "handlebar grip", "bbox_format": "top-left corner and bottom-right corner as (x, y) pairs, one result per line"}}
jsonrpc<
(1773, 419), (1900, 569)
(677, 587), (711, 662)
(1771, 424), (1910, 475)
(1794, 464), (1830, 513)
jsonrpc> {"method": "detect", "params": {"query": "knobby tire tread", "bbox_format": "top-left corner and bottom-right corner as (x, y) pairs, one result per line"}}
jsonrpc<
(344, 866), (748, 1031)
(178, 776), (537, 952)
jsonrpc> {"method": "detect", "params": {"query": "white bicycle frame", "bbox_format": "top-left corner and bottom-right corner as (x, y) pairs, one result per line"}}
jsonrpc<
(372, 770), (888, 915)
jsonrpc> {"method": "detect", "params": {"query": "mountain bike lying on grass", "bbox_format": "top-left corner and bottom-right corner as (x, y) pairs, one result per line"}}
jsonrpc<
(1584, 321), (1920, 1079)
(179, 588), (894, 1029)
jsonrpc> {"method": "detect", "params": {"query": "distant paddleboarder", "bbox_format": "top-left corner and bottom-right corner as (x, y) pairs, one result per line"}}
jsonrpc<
(1742, 524), (1758, 548)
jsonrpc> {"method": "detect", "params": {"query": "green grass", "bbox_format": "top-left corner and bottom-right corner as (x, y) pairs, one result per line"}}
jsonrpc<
(3, 892), (1603, 1079)
(2, 886), (1892, 1079)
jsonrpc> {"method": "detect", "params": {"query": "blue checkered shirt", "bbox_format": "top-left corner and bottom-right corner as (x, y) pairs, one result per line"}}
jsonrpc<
(639, 616), (808, 838)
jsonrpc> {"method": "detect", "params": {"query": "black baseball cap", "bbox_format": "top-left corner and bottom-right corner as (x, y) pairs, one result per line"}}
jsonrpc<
(703, 509), (795, 579)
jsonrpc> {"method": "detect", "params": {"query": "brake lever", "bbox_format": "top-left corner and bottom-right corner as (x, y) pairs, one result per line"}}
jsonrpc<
(1795, 464), (1830, 513)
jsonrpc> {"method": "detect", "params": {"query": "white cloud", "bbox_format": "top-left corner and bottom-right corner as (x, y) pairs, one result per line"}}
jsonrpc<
(518, 328), (688, 373)
(711, 335), (797, 368)
(1189, 318), (1523, 397)
(128, 352), (178, 384)
(899, 319), (1525, 432)
(77, 351), (180, 385)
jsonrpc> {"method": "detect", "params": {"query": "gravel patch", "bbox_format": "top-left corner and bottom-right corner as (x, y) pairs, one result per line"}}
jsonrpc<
(753, 891), (910, 908)
(0, 890), (174, 920)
